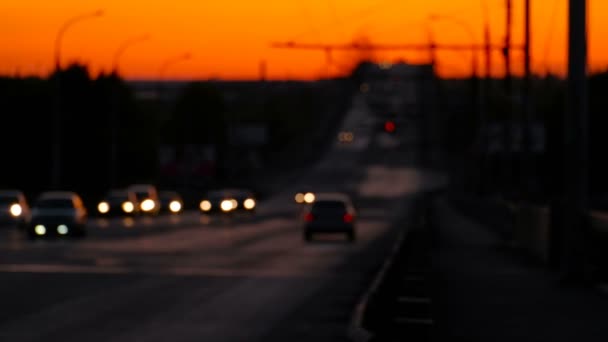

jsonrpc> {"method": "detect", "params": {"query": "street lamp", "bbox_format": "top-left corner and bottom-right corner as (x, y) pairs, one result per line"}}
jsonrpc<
(159, 53), (192, 80)
(112, 34), (150, 75)
(108, 33), (150, 187)
(51, 9), (104, 189)
(54, 9), (104, 70)
(155, 52), (192, 185)
(157, 52), (192, 100)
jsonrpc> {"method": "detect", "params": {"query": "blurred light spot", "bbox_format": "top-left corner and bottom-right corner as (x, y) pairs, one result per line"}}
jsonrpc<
(169, 201), (182, 213)
(97, 202), (109, 214)
(221, 200), (233, 212)
(199, 215), (211, 224)
(339, 131), (354, 143)
(230, 199), (238, 209)
(122, 201), (134, 213)
(304, 192), (315, 203)
(295, 193), (305, 203)
(141, 199), (155, 212)
(35, 225), (46, 235)
(200, 200), (212, 211)
(244, 198), (256, 210)
(123, 217), (135, 228)
(10, 203), (22, 217)
(57, 224), (68, 235)
(384, 120), (396, 133)
(96, 219), (110, 228)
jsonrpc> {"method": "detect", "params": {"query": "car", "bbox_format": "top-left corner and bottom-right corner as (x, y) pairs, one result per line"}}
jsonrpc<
(224, 188), (257, 213)
(127, 184), (160, 216)
(96, 189), (139, 217)
(27, 191), (88, 239)
(302, 193), (357, 242)
(199, 190), (237, 215)
(159, 191), (183, 214)
(0, 190), (30, 229)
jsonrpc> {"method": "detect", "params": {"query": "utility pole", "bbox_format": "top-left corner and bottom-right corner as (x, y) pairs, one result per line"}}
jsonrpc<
(561, 0), (589, 280)
(502, 0), (514, 196)
(480, 1), (492, 194)
(522, 0), (533, 199)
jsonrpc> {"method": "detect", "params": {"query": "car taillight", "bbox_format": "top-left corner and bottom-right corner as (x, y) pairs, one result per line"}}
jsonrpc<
(343, 213), (354, 223)
(304, 213), (314, 222)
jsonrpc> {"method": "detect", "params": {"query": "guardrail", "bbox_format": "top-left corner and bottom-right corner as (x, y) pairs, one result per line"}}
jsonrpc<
(348, 190), (440, 341)
(448, 193), (608, 282)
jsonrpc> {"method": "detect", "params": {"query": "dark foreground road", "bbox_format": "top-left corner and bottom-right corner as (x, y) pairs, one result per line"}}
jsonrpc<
(0, 94), (444, 342)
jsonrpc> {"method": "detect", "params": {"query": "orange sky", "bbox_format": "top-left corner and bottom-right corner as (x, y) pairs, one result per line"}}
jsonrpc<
(1, 0), (607, 80)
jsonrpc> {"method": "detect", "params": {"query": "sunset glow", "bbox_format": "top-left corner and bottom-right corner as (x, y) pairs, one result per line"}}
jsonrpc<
(1, 0), (607, 80)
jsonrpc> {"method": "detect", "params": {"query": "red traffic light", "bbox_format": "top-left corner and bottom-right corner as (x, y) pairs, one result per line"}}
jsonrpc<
(384, 120), (396, 133)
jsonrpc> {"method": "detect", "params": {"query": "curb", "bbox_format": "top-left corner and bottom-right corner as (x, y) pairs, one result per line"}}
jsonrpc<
(347, 223), (410, 342)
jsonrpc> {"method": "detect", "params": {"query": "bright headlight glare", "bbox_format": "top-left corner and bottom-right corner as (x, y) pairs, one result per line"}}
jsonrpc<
(220, 200), (233, 212)
(200, 200), (211, 211)
(122, 201), (134, 213)
(141, 199), (155, 212)
(169, 201), (182, 213)
(244, 198), (256, 210)
(57, 224), (68, 235)
(97, 202), (109, 214)
(34, 224), (46, 235)
(10, 203), (22, 217)
(304, 192), (315, 203)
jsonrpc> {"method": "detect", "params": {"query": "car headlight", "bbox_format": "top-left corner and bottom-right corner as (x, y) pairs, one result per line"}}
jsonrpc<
(243, 198), (256, 210)
(200, 200), (212, 211)
(34, 224), (46, 235)
(220, 199), (233, 212)
(169, 200), (182, 213)
(10, 203), (22, 217)
(122, 201), (134, 213)
(97, 202), (109, 214)
(57, 224), (69, 235)
(304, 192), (315, 203)
(230, 199), (238, 209)
(295, 193), (304, 203)
(141, 199), (155, 212)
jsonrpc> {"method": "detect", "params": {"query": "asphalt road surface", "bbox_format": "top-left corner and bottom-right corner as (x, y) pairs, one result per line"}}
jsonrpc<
(0, 93), (445, 342)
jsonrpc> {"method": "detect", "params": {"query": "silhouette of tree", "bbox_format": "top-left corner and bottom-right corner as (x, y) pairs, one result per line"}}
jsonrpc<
(170, 82), (226, 145)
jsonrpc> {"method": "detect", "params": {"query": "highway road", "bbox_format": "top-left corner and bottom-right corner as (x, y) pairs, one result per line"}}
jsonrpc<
(0, 93), (445, 342)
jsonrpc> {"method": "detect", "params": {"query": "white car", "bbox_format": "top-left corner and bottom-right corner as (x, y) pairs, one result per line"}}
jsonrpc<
(28, 191), (88, 239)
(127, 184), (160, 216)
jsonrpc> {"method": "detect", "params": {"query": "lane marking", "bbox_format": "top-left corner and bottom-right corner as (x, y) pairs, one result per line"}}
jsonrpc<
(0, 263), (340, 279)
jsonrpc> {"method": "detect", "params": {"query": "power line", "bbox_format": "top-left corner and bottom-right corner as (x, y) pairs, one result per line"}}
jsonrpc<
(271, 41), (519, 51)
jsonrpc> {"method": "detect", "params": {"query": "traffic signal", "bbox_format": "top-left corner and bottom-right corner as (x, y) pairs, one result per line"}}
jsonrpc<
(384, 120), (396, 133)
